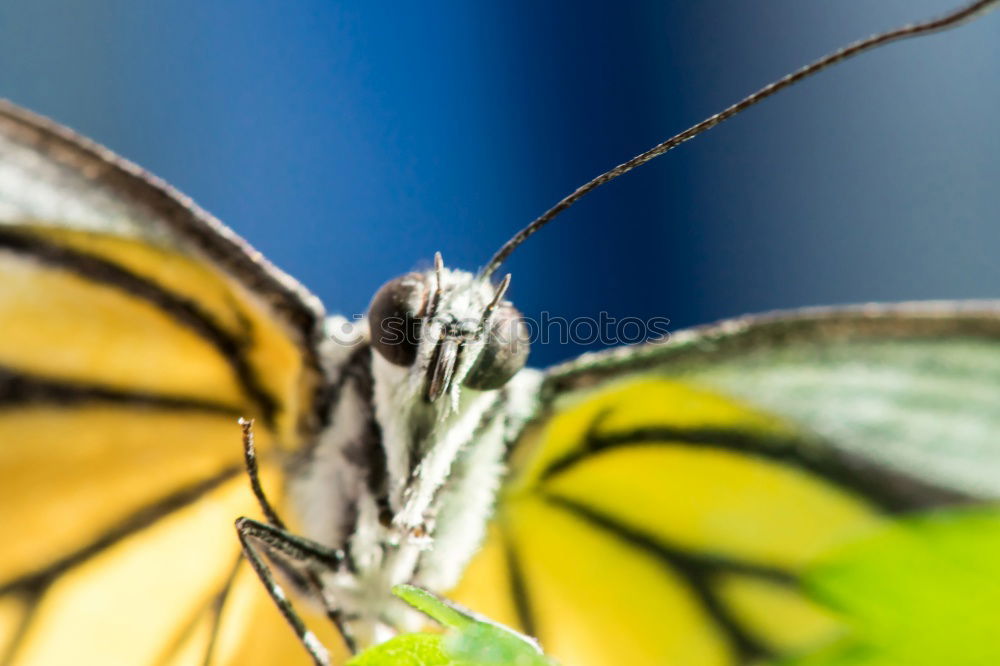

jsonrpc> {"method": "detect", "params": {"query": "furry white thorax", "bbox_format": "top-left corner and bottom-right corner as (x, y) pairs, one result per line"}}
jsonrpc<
(287, 268), (542, 647)
(288, 316), (371, 550)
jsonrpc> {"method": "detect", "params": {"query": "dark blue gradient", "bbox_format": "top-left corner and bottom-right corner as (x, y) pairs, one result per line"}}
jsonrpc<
(1, 1), (998, 366)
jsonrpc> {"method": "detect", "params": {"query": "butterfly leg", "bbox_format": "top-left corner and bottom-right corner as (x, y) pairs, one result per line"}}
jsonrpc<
(235, 516), (359, 664)
(236, 419), (359, 659)
(239, 417), (288, 529)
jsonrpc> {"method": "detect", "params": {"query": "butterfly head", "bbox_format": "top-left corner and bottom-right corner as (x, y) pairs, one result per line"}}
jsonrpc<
(367, 252), (529, 406)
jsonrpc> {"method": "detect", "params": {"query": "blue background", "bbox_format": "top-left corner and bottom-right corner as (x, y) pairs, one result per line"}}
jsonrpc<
(1, 1), (998, 366)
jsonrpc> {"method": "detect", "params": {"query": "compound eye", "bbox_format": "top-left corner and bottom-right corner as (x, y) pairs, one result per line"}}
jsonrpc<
(368, 273), (427, 366)
(463, 303), (529, 390)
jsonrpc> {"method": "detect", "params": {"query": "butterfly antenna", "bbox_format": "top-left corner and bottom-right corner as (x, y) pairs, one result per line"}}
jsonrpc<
(480, 0), (999, 278)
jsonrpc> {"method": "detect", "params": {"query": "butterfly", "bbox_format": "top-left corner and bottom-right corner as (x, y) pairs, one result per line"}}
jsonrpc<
(1, 1), (999, 665)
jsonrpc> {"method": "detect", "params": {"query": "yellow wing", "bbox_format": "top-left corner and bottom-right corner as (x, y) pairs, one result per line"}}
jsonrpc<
(452, 305), (1000, 666)
(0, 100), (342, 665)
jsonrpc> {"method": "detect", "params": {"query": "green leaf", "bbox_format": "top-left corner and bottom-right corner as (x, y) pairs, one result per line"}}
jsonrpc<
(781, 506), (1000, 666)
(346, 585), (557, 666)
(347, 633), (449, 666)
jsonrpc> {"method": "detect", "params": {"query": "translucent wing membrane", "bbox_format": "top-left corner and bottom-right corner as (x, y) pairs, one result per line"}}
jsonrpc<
(0, 101), (326, 442)
(453, 304), (1000, 666)
(0, 101), (330, 665)
(547, 304), (1000, 498)
(0, 102), (322, 331)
